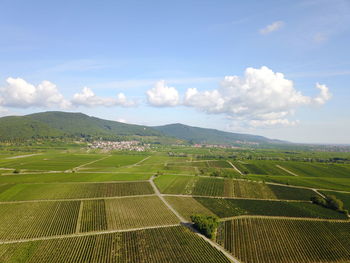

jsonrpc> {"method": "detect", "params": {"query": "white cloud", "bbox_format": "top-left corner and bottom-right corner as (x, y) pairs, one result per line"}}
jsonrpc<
(0, 77), (70, 109)
(146, 80), (179, 107)
(313, 83), (332, 104)
(72, 87), (136, 107)
(183, 66), (331, 128)
(260, 21), (284, 35)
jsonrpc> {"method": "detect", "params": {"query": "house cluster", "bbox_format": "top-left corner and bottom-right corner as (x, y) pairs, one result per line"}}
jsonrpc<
(192, 144), (241, 149)
(88, 141), (150, 151)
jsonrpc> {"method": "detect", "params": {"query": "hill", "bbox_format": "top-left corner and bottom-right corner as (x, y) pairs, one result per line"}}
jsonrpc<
(0, 111), (285, 145)
(153, 123), (285, 146)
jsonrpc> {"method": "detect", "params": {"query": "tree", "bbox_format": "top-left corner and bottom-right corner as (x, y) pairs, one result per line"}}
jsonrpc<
(190, 214), (219, 239)
(311, 195), (327, 207)
(325, 195), (344, 212)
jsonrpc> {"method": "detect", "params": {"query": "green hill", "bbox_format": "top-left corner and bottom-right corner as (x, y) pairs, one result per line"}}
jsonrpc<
(153, 123), (285, 145)
(0, 111), (285, 145)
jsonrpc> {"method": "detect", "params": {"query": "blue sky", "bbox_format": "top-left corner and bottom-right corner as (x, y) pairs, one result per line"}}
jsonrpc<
(0, 0), (349, 144)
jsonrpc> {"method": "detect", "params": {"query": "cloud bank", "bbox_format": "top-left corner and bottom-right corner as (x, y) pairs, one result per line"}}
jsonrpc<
(0, 77), (70, 109)
(72, 87), (136, 107)
(146, 66), (331, 128)
(146, 80), (179, 107)
(0, 67), (331, 129)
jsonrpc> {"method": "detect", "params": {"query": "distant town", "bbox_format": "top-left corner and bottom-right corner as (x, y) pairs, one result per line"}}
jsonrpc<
(88, 141), (150, 151)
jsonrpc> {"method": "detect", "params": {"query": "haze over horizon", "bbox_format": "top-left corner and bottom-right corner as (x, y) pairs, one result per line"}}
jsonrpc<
(0, 0), (349, 144)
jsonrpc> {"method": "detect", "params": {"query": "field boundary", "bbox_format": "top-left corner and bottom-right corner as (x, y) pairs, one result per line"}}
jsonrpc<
(227, 161), (244, 175)
(276, 164), (299, 176)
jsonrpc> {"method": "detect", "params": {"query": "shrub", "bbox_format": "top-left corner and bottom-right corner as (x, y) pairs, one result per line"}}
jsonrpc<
(325, 195), (344, 212)
(190, 214), (219, 239)
(311, 195), (327, 206)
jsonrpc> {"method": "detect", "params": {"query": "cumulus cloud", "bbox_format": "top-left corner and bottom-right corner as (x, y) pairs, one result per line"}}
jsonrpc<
(72, 87), (136, 107)
(0, 77), (70, 109)
(146, 80), (179, 107)
(183, 66), (331, 128)
(260, 21), (284, 35)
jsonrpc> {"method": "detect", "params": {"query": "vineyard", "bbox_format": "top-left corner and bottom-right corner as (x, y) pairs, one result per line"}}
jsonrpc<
(0, 172), (151, 184)
(195, 197), (348, 219)
(164, 196), (216, 221)
(0, 182), (154, 201)
(0, 226), (231, 263)
(80, 196), (179, 232)
(217, 217), (350, 263)
(0, 147), (349, 262)
(0, 153), (102, 171)
(0, 201), (80, 240)
(155, 175), (314, 200)
(79, 154), (148, 172)
(164, 196), (347, 220)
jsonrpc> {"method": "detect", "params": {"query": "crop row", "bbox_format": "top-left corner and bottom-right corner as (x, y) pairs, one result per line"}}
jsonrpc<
(0, 181), (154, 201)
(217, 217), (350, 263)
(155, 175), (314, 200)
(165, 196), (348, 220)
(0, 196), (180, 241)
(0, 226), (231, 263)
(0, 201), (80, 240)
(80, 196), (179, 232)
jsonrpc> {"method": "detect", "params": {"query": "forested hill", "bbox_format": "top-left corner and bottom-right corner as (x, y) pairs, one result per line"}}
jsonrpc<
(0, 111), (285, 145)
(153, 123), (285, 145)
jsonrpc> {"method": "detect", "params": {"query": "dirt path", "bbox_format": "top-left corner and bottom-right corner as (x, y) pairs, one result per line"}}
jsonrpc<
(131, 155), (151, 166)
(312, 189), (326, 198)
(276, 164), (299, 176)
(0, 224), (180, 245)
(149, 175), (240, 263)
(227, 161), (244, 175)
(72, 155), (111, 171)
(163, 194), (311, 203)
(149, 176), (187, 222)
(0, 194), (157, 204)
(5, 153), (42, 159)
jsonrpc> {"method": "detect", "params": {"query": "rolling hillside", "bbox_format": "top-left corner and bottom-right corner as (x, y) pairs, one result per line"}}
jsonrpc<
(0, 111), (285, 145)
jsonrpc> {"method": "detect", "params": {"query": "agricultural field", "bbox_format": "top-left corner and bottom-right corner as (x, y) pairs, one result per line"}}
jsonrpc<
(80, 196), (179, 232)
(0, 182), (154, 201)
(0, 226), (231, 263)
(78, 154), (149, 172)
(0, 147), (349, 262)
(0, 201), (80, 240)
(0, 172), (151, 184)
(232, 160), (292, 176)
(0, 153), (102, 171)
(155, 174), (315, 200)
(217, 217), (350, 263)
(248, 174), (350, 192)
(165, 196), (347, 220)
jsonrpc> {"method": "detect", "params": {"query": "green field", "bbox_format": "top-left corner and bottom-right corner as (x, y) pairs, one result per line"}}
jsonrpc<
(0, 172), (151, 183)
(165, 196), (347, 220)
(248, 174), (350, 191)
(0, 182), (153, 201)
(79, 154), (149, 172)
(217, 217), (350, 263)
(155, 175), (315, 200)
(0, 201), (80, 240)
(0, 153), (102, 171)
(0, 146), (349, 263)
(0, 226), (231, 263)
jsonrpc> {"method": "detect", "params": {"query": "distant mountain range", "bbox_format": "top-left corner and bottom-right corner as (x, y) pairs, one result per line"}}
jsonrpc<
(0, 111), (286, 146)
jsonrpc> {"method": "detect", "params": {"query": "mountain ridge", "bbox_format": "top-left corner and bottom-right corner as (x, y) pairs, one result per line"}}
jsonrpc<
(0, 111), (287, 145)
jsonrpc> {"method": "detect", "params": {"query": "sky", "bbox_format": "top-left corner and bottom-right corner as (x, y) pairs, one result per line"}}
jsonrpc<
(0, 0), (349, 144)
